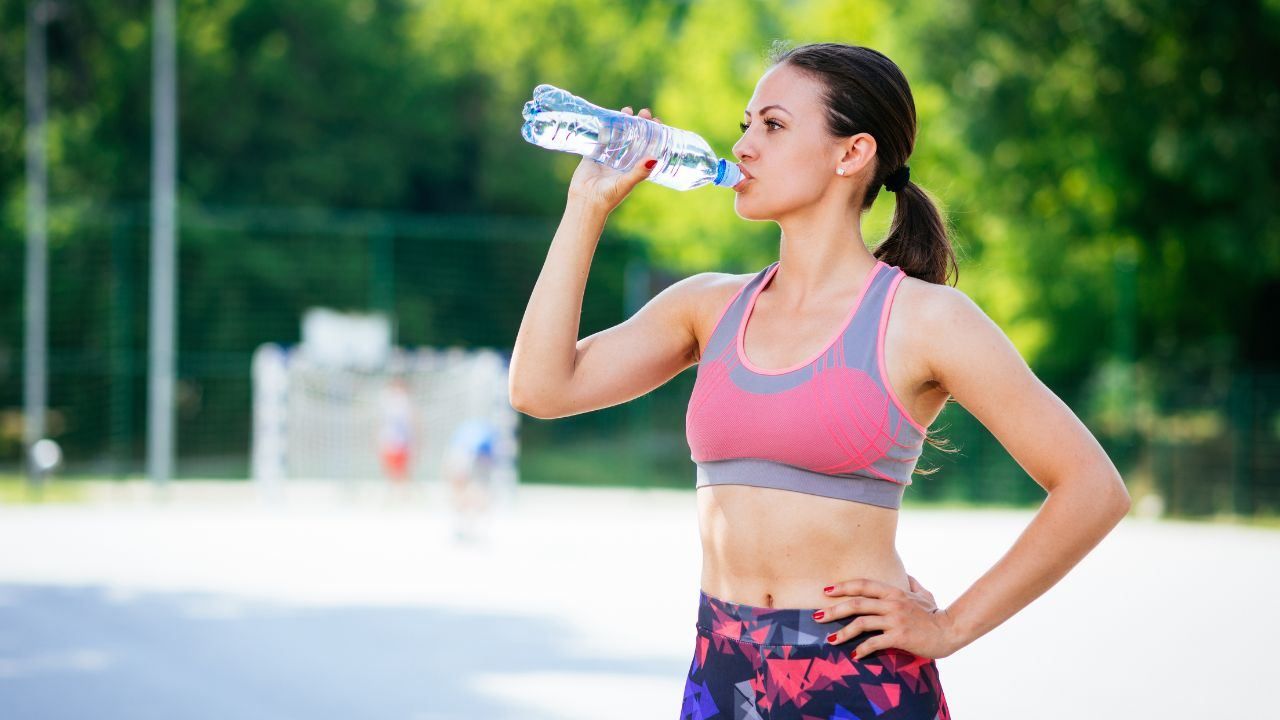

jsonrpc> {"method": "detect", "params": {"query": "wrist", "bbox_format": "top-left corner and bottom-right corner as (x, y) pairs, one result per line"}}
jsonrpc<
(564, 195), (613, 222)
(939, 605), (974, 656)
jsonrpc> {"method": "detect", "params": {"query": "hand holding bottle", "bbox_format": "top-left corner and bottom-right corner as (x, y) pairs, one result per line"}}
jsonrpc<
(567, 106), (663, 214)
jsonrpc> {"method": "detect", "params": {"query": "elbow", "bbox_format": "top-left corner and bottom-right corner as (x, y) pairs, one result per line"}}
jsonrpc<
(508, 387), (543, 419)
(1105, 473), (1132, 521)
(1087, 453), (1132, 520)
(508, 386), (557, 419)
(513, 403), (551, 420)
(1050, 471), (1132, 521)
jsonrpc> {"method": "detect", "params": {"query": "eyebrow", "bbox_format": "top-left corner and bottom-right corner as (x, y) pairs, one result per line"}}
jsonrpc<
(743, 104), (792, 117)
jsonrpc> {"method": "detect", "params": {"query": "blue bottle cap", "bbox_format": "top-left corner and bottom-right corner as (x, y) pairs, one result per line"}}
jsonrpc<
(714, 159), (744, 188)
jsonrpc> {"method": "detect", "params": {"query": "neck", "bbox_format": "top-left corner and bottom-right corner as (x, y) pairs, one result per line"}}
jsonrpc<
(772, 202), (877, 307)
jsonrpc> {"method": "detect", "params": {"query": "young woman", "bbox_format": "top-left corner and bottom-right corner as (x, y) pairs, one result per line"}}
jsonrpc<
(509, 42), (1130, 719)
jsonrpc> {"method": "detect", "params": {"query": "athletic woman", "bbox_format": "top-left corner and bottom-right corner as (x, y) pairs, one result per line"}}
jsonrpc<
(509, 42), (1131, 719)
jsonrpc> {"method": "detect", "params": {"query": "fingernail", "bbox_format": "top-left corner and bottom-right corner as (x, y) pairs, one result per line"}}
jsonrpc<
(823, 585), (835, 593)
(812, 611), (824, 620)
(826, 633), (838, 643)
(644, 159), (657, 169)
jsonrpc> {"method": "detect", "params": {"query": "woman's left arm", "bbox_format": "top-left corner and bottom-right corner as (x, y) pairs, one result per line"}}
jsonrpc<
(923, 284), (1131, 655)
(821, 284), (1133, 659)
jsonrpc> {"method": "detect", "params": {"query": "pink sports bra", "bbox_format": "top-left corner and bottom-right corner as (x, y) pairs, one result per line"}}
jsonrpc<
(685, 259), (927, 509)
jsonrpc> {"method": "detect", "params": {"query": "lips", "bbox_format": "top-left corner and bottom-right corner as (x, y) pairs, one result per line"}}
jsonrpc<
(734, 166), (755, 192)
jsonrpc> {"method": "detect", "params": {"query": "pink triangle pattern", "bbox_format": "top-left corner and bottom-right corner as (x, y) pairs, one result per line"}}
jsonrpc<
(683, 590), (951, 719)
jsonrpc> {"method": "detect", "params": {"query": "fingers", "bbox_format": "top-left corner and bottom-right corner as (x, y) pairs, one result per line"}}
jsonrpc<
(618, 106), (661, 178)
(813, 596), (895, 623)
(855, 630), (896, 661)
(849, 631), (895, 661)
(824, 578), (897, 599)
(634, 156), (658, 178)
(823, 614), (891, 649)
(906, 574), (937, 606)
(621, 106), (661, 123)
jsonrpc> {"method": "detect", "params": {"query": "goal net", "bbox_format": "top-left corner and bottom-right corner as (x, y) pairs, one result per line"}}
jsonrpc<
(251, 309), (519, 496)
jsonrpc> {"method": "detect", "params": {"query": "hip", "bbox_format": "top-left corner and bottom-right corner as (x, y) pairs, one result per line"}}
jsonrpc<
(682, 588), (950, 719)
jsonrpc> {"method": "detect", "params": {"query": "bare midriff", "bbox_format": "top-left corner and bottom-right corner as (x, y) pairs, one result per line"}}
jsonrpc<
(698, 483), (910, 611)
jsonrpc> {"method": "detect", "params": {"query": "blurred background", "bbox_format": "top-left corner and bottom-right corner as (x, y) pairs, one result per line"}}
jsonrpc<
(1, 1), (1278, 718)
(2, 0), (1278, 515)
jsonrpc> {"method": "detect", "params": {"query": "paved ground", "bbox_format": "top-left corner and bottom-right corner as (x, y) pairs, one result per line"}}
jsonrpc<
(0, 481), (1275, 719)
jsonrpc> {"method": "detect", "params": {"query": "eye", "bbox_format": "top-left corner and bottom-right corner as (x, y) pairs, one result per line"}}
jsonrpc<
(739, 119), (782, 133)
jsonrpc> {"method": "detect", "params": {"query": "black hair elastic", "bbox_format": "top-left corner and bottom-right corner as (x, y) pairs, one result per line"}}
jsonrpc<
(884, 165), (910, 193)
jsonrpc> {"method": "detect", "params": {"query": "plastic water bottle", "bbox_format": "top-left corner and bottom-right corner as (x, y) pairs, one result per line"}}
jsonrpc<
(520, 84), (744, 191)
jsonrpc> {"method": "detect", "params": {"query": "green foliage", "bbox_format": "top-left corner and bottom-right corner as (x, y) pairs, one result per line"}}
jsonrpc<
(1, 0), (1277, 512)
(914, 0), (1280, 385)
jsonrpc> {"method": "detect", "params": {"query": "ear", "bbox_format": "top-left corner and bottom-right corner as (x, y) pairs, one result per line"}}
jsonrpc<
(836, 132), (878, 182)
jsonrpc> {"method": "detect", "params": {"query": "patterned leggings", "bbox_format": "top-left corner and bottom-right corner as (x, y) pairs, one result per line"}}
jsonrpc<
(681, 590), (951, 720)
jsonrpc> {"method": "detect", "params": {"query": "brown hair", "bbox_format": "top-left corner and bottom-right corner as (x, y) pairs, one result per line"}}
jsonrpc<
(768, 41), (962, 472)
(767, 41), (961, 288)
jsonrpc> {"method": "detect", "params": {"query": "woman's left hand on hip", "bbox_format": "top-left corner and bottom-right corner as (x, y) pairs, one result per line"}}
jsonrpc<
(814, 574), (958, 661)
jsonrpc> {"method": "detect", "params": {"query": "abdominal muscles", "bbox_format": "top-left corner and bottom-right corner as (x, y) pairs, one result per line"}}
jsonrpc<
(697, 484), (909, 609)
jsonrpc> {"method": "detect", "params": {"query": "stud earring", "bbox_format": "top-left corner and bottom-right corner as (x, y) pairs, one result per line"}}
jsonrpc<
(836, 168), (846, 175)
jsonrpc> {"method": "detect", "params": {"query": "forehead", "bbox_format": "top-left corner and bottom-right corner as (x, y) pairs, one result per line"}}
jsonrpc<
(744, 64), (822, 115)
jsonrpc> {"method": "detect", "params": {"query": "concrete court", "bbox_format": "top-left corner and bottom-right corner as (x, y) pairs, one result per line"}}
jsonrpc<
(0, 481), (1274, 719)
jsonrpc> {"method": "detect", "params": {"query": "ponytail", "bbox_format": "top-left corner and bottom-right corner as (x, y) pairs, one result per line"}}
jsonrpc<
(871, 177), (960, 287)
(874, 173), (964, 472)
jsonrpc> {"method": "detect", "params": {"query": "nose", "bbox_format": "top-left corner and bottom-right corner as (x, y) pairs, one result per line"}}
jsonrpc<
(732, 133), (755, 163)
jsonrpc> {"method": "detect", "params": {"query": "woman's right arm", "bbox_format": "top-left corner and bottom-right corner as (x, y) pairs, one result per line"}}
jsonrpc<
(508, 106), (710, 419)
(508, 196), (713, 419)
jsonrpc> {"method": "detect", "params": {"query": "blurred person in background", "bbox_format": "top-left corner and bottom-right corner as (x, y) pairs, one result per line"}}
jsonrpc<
(378, 377), (415, 485)
(444, 417), (499, 545)
(510, 41), (1129, 718)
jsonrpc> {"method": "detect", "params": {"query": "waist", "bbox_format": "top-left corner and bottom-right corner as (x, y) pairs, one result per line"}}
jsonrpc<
(700, 564), (909, 611)
(698, 483), (907, 609)
(696, 588), (888, 649)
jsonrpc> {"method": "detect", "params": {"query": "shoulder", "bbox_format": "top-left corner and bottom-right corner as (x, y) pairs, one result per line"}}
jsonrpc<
(891, 273), (978, 326)
(698, 270), (757, 310)
(672, 271), (755, 363)
(891, 273), (1020, 391)
(653, 270), (752, 316)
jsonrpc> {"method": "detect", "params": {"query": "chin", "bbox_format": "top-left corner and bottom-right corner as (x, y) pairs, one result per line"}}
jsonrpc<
(733, 197), (777, 222)
(733, 194), (760, 219)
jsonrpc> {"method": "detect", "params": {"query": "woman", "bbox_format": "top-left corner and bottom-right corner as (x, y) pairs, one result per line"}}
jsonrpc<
(509, 41), (1130, 719)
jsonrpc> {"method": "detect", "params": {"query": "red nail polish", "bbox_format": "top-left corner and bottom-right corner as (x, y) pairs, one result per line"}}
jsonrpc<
(826, 633), (837, 643)
(813, 611), (824, 620)
(644, 159), (657, 169)
(823, 585), (835, 593)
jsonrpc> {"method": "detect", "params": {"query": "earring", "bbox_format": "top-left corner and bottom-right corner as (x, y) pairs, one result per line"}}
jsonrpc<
(836, 168), (846, 175)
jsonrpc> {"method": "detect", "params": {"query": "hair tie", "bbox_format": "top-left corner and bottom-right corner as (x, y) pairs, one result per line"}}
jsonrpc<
(884, 165), (910, 193)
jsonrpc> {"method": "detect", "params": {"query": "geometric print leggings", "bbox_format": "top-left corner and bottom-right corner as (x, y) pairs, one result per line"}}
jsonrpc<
(681, 590), (951, 719)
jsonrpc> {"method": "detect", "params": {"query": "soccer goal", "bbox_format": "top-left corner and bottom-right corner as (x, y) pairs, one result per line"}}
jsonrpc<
(251, 309), (518, 495)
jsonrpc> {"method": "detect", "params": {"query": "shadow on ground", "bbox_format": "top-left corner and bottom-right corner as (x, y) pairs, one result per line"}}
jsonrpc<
(0, 583), (677, 719)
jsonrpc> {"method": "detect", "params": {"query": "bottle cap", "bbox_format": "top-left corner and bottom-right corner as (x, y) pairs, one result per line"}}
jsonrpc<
(714, 159), (744, 188)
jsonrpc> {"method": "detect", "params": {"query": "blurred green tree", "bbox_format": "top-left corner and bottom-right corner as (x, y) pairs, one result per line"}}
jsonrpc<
(912, 0), (1280, 389)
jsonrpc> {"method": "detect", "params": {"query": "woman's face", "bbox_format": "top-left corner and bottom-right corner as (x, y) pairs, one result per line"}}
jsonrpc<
(731, 64), (863, 221)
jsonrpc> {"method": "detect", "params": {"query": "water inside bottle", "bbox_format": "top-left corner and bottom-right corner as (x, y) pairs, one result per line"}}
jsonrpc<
(522, 86), (743, 191)
(520, 108), (605, 156)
